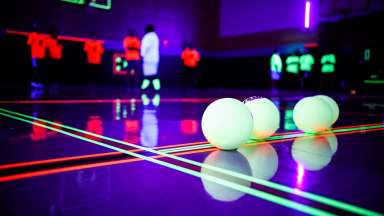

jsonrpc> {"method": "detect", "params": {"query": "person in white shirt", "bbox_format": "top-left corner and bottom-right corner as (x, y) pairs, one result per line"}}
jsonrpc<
(140, 24), (160, 90)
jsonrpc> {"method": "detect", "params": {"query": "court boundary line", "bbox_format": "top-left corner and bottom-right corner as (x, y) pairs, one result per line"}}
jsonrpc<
(0, 108), (382, 216)
(0, 109), (336, 216)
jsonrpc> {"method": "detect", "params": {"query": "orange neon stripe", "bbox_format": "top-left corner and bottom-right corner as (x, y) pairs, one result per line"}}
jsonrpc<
(0, 147), (216, 183)
(1, 126), (383, 183)
(252, 127), (384, 146)
(273, 122), (384, 136)
(1, 127), (383, 183)
(1, 122), (382, 171)
(0, 141), (207, 170)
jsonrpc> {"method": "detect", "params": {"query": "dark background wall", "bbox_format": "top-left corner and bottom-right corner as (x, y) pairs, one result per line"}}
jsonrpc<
(1, 0), (218, 54)
(1, 0), (383, 91)
(219, 0), (320, 37)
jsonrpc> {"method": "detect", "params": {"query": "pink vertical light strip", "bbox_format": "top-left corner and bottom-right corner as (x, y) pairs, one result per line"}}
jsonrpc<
(296, 163), (305, 187)
(305, 1), (311, 29)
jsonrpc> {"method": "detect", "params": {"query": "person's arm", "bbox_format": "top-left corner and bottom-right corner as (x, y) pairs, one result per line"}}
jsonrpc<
(84, 41), (89, 52)
(141, 35), (149, 57)
(27, 34), (34, 45)
(98, 42), (104, 54)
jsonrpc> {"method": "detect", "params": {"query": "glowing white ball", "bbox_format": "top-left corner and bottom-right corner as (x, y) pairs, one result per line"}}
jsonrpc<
(238, 143), (278, 180)
(202, 98), (253, 150)
(291, 136), (333, 171)
(293, 97), (333, 133)
(244, 97), (280, 139)
(201, 150), (251, 202)
(315, 95), (339, 125)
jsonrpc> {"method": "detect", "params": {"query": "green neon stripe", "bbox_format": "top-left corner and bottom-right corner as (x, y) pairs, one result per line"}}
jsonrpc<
(61, 0), (85, 5)
(260, 124), (384, 141)
(161, 144), (212, 153)
(364, 80), (384, 84)
(0, 108), (382, 216)
(163, 124), (384, 155)
(0, 111), (333, 216)
(89, 0), (111, 10)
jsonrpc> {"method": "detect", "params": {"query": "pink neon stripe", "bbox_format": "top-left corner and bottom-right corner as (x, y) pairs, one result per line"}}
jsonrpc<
(305, 1), (311, 29)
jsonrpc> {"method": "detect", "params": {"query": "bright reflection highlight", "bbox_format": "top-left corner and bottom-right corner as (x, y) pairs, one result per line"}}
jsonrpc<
(291, 133), (338, 171)
(201, 150), (251, 202)
(238, 143), (278, 180)
(296, 163), (305, 187)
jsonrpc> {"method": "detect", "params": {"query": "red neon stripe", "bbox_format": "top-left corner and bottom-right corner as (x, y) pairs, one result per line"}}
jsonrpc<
(304, 43), (319, 48)
(0, 98), (216, 104)
(58, 35), (90, 43)
(6, 29), (93, 43)
(259, 127), (384, 146)
(0, 152), (121, 170)
(5, 30), (30, 36)
(271, 122), (384, 136)
(1, 126), (383, 183)
(0, 140), (207, 170)
(1, 122), (381, 171)
(0, 147), (215, 183)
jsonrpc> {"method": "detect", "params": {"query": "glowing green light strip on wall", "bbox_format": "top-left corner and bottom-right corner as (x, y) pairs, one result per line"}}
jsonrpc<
(89, 0), (112, 10)
(0, 108), (382, 216)
(60, 0), (85, 5)
(0, 110), (333, 216)
(364, 80), (384, 84)
(60, 0), (111, 10)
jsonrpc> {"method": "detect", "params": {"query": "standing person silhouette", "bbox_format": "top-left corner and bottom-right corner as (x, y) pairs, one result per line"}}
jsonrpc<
(123, 29), (141, 88)
(181, 42), (200, 88)
(140, 24), (160, 91)
(28, 23), (47, 89)
(84, 31), (104, 87)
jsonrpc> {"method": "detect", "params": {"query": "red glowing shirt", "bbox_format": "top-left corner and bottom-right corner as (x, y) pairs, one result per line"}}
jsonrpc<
(85, 116), (103, 141)
(46, 37), (63, 60)
(27, 32), (47, 59)
(84, 40), (104, 64)
(123, 36), (141, 61)
(181, 48), (200, 68)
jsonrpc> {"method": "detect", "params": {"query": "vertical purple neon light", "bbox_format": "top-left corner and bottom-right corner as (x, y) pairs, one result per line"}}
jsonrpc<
(305, 1), (311, 29)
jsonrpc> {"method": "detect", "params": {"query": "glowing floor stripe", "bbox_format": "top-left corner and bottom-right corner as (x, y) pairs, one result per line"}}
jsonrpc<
(2, 121), (381, 171)
(2, 126), (383, 174)
(0, 110), (333, 216)
(0, 148), (216, 182)
(2, 127), (384, 182)
(161, 123), (384, 154)
(0, 98), (216, 104)
(0, 109), (382, 216)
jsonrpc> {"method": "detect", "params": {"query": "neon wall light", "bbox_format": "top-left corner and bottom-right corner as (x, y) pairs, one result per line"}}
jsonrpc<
(89, 0), (112, 10)
(61, 0), (85, 5)
(305, 1), (311, 29)
(60, 0), (111, 10)
(112, 53), (128, 75)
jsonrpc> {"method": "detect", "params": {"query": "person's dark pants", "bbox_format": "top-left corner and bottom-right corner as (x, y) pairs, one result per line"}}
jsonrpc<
(181, 66), (198, 88)
(31, 58), (45, 85)
(127, 60), (140, 89)
(87, 63), (102, 84)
